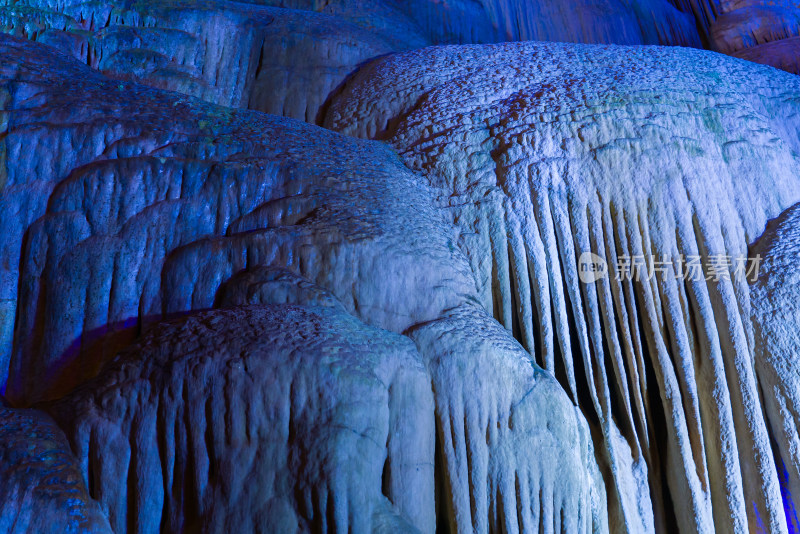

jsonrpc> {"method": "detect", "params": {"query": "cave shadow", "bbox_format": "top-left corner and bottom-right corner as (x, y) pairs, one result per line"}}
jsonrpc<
(8, 310), (206, 407)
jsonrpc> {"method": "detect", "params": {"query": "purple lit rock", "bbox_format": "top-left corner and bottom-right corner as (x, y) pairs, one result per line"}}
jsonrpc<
(48, 304), (435, 533)
(0, 405), (112, 533)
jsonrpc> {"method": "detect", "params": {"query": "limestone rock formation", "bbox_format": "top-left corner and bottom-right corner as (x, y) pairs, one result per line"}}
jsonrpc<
(750, 202), (800, 532)
(409, 305), (608, 534)
(694, 0), (800, 74)
(3, 0), (800, 530)
(0, 34), (605, 534)
(0, 33), (476, 404)
(0, 404), (112, 534)
(0, 0), (707, 127)
(326, 40), (800, 532)
(48, 304), (435, 533)
(255, 0), (701, 47)
(0, 0), (399, 121)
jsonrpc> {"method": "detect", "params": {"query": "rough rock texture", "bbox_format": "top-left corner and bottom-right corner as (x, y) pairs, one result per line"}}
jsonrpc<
(0, 0), (708, 127)
(326, 41), (800, 532)
(0, 405), (112, 533)
(731, 35), (800, 74)
(0, 0), (398, 121)
(256, 0), (701, 47)
(0, 34), (476, 404)
(217, 266), (347, 310)
(701, 0), (800, 73)
(1, 0), (796, 131)
(750, 202), (800, 533)
(49, 304), (435, 533)
(409, 305), (607, 534)
(0, 34), (604, 534)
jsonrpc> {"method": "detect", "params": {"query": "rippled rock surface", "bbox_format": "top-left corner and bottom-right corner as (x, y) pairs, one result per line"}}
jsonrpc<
(326, 40), (800, 532)
(0, 405), (112, 534)
(751, 202), (800, 532)
(0, 34), (604, 533)
(49, 303), (436, 533)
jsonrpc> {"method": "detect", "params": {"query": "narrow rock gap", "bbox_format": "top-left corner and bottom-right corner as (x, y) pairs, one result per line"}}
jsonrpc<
(557, 256), (599, 427)
(508, 241), (523, 344)
(550, 294), (571, 397)
(632, 283), (679, 533)
(204, 396), (216, 485)
(526, 253), (543, 368)
(88, 432), (97, 498)
(600, 309), (635, 449)
(127, 422), (138, 534)
(434, 419), (453, 534)
(612, 290), (646, 450)
(157, 400), (171, 533)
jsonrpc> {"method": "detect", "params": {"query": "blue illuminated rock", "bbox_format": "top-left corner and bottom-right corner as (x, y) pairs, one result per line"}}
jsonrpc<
(750, 202), (800, 534)
(0, 34), (604, 534)
(326, 39), (800, 533)
(0, 405), (112, 534)
(49, 303), (436, 533)
(0, 0), (704, 125)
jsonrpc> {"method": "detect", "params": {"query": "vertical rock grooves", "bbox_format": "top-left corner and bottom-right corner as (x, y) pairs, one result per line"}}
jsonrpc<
(0, 0), (400, 121)
(47, 304), (438, 534)
(0, 34), (477, 402)
(326, 41), (800, 532)
(1, 36), (606, 533)
(408, 305), (607, 534)
(0, 406), (112, 534)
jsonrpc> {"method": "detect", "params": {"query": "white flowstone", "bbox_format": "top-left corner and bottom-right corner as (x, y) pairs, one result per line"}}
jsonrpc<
(326, 40), (800, 532)
(0, 35), (604, 534)
(751, 202), (800, 533)
(409, 304), (608, 534)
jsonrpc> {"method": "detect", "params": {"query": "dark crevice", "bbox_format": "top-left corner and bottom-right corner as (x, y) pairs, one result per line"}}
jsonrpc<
(758, 378), (800, 530)
(526, 258), (543, 367)
(204, 397), (216, 485)
(613, 290), (646, 448)
(550, 295), (571, 397)
(557, 256), (599, 427)
(381, 453), (391, 500)
(600, 313), (635, 449)
(127, 420), (139, 534)
(632, 285), (679, 533)
(435, 418), (453, 534)
(508, 244), (523, 347)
